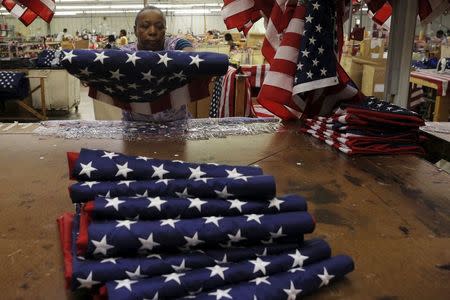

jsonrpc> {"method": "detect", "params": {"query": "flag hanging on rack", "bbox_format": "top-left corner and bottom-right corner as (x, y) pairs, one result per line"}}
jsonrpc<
(1, 0), (38, 26)
(16, 0), (55, 23)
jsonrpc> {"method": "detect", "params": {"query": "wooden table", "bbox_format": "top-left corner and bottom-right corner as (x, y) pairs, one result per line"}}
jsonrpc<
(0, 126), (449, 299)
(410, 70), (450, 121)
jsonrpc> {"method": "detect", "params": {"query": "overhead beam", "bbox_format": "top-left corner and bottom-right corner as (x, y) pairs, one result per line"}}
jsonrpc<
(384, 0), (418, 107)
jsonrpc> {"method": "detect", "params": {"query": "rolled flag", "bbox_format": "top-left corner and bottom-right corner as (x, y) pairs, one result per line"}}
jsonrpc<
(104, 242), (332, 299)
(69, 175), (276, 203)
(59, 50), (229, 103)
(58, 212), (310, 290)
(189, 255), (354, 300)
(68, 149), (263, 181)
(77, 211), (315, 257)
(84, 194), (307, 220)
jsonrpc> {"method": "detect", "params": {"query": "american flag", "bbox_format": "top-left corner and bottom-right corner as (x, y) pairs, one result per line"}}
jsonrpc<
(58, 148), (355, 299)
(55, 49), (229, 115)
(0, 71), (29, 99)
(1, 0), (55, 26)
(222, 0), (362, 120)
(36, 49), (64, 68)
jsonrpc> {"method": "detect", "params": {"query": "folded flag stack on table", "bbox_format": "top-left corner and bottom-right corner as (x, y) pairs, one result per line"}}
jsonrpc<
(58, 148), (355, 299)
(300, 98), (426, 155)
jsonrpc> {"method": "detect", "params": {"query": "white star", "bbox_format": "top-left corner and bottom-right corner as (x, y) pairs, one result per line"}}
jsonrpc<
(91, 235), (114, 256)
(320, 68), (327, 76)
(175, 187), (192, 198)
(297, 62), (304, 70)
(157, 88), (167, 96)
(118, 180), (135, 187)
(268, 197), (284, 210)
(288, 267), (305, 273)
(307, 71), (313, 79)
(157, 77), (166, 85)
(245, 214), (263, 224)
(125, 266), (145, 279)
(194, 177), (211, 183)
(301, 49), (310, 57)
(188, 166), (206, 179)
(100, 257), (118, 264)
(141, 70), (156, 82)
(318, 46), (325, 54)
(227, 199), (246, 212)
(313, 2), (320, 10)
(171, 259), (190, 272)
(115, 162), (133, 178)
(128, 83), (138, 89)
(250, 257), (270, 275)
(156, 178), (173, 185)
(160, 218), (179, 228)
(136, 155), (151, 161)
(79, 67), (91, 76)
(62, 50), (77, 63)
(250, 276), (271, 285)
(116, 85), (125, 92)
(214, 254), (228, 264)
(315, 24), (323, 32)
(163, 272), (184, 284)
(312, 58), (319, 66)
(125, 52), (141, 65)
(234, 176), (249, 182)
(129, 95), (140, 101)
(270, 227), (286, 239)
(104, 197), (125, 211)
(283, 281), (302, 300)
(147, 196), (167, 211)
(318, 267), (335, 287)
(189, 54), (204, 68)
(79, 161), (97, 178)
(157, 53), (173, 67)
(207, 265), (228, 280)
(147, 253), (162, 259)
(309, 37), (316, 45)
(133, 190), (149, 198)
(188, 197), (207, 212)
(93, 51), (109, 64)
(225, 168), (243, 178)
(204, 216), (223, 227)
(227, 229), (246, 243)
(110, 69), (123, 80)
(184, 232), (204, 247)
(80, 181), (99, 188)
(151, 164), (169, 179)
(171, 70), (186, 80)
(115, 278), (138, 291)
(77, 271), (100, 289)
(214, 186), (234, 199)
(138, 233), (160, 251)
(208, 288), (232, 300)
(100, 190), (111, 197)
(102, 151), (118, 159)
(116, 220), (137, 230)
(305, 14), (313, 23)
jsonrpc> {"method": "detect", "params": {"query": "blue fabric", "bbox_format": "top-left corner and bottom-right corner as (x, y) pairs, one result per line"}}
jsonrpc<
(0, 71), (29, 100)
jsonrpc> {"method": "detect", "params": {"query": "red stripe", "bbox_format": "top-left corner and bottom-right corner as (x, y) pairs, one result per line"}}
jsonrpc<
(372, 3), (391, 25)
(17, 0), (54, 22)
(67, 152), (80, 180)
(56, 212), (74, 288)
(418, 0), (433, 20)
(188, 77), (211, 102)
(76, 209), (91, 256)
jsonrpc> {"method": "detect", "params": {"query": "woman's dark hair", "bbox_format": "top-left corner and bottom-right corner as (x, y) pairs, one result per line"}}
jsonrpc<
(224, 33), (233, 42)
(436, 30), (445, 38)
(207, 30), (214, 35)
(108, 35), (115, 43)
(120, 29), (127, 36)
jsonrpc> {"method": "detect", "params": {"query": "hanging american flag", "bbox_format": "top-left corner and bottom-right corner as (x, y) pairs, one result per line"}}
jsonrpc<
(1, 0), (37, 26)
(54, 49), (228, 115)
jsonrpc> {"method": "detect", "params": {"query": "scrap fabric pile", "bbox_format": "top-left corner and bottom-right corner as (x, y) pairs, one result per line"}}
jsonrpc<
(58, 148), (354, 299)
(301, 98), (426, 155)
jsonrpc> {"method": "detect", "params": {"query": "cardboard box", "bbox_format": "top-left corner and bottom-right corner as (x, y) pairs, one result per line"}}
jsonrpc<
(361, 64), (386, 99)
(347, 59), (364, 89)
(360, 38), (385, 59)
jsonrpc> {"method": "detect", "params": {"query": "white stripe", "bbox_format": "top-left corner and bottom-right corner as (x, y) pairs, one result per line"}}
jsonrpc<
(285, 18), (304, 34)
(11, 4), (26, 18)
(263, 71), (293, 92)
(274, 46), (299, 64)
(265, 19), (281, 51)
(255, 65), (261, 87)
(338, 115), (347, 124)
(293, 76), (339, 94)
(221, 0), (255, 20)
(41, 0), (56, 11)
(276, 0), (288, 13)
(224, 70), (233, 117)
(129, 102), (152, 115)
(169, 85), (190, 109)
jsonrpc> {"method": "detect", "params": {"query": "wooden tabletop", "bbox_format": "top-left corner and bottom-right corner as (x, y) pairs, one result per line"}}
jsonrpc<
(0, 126), (449, 300)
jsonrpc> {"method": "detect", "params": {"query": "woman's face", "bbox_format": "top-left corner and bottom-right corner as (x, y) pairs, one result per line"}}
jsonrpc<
(134, 10), (166, 51)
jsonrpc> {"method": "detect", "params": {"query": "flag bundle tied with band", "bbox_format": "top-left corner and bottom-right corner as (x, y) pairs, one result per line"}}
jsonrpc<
(58, 148), (354, 299)
(301, 97), (426, 155)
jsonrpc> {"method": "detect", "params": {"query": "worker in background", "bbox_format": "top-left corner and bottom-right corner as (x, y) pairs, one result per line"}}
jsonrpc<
(350, 24), (364, 41)
(104, 35), (118, 49)
(434, 30), (448, 45)
(56, 28), (73, 41)
(224, 33), (237, 51)
(118, 29), (128, 46)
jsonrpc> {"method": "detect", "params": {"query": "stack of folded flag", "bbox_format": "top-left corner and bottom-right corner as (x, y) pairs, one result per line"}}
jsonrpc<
(300, 98), (426, 155)
(58, 148), (354, 299)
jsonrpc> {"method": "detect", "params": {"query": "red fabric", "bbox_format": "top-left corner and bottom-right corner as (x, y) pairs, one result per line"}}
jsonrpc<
(83, 201), (95, 214)
(76, 209), (91, 256)
(16, 0), (55, 23)
(56, 212), (74, 288)
(2, 0), (38, 26)
(67, 152), (79, 180)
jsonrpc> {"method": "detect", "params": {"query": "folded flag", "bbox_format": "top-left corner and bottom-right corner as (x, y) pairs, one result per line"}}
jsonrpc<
(190, 255), (354, 300)
(36, 49), (64, 68)
(0, 71), (29, 100)
(104, 242), (331, 300)
(68, 148), (263, 181)
(78, 211), (315, 258)
(85, 194), (307, 221)
(58, 49), (228, 103)
(69, 175), (276, 203)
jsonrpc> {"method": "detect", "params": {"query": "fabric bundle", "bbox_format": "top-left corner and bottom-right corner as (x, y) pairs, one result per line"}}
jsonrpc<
(58, 148), (354, 299)
(301, 98), (426, 155)
(0, 71), (29, 100)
